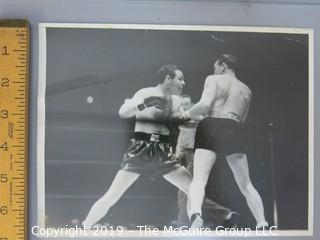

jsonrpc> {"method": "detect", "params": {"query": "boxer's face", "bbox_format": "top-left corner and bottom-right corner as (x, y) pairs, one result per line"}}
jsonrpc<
(182, 97), (192, 110)
(165, 70), (185, 95)
(213, 60), (225, 74)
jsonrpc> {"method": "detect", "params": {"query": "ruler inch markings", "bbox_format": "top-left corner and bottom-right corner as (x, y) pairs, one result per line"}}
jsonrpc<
(0, 19), (29, 240)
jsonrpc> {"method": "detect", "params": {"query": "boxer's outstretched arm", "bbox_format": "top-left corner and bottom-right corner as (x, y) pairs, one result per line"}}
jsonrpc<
(189, 76), (217, 119)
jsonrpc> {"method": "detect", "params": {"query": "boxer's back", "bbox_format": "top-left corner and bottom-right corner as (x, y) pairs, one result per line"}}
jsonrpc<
(209, 74), (252, 123)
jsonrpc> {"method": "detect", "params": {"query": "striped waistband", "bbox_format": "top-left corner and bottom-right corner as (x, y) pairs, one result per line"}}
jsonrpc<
(209, 112), (241, 122)
(133, 132), (169, 143)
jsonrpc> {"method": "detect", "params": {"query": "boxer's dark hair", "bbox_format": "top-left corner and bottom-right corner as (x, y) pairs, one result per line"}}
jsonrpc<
(157, 64), (179, 83)
(214, 54), (239, 73)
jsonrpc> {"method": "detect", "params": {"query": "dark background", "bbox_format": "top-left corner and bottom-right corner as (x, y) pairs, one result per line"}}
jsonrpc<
(44, 27), (308, 229)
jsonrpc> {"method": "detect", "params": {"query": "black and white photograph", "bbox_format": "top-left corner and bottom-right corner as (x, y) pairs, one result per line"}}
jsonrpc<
(37, 23), (313, 237)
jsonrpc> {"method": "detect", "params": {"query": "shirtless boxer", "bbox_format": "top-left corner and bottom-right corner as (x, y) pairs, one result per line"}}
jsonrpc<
(186, 54), (268, 229)
(174, 95), (237, 228)
(82, 65), (193, 228)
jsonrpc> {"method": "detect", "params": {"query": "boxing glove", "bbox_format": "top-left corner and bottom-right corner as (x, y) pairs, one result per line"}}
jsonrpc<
(137, 96), (166, 111)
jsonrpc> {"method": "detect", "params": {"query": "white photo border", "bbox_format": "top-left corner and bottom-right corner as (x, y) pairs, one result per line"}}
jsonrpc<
(37, 23), (314, 237)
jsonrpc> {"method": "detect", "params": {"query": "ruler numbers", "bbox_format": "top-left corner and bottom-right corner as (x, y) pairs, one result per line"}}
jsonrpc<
(0, 21), (28, 240)
(1, 46), (9, 55)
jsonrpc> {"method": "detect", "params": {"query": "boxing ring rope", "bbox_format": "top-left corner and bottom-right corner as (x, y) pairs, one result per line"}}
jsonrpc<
(268, 123), (279, 227)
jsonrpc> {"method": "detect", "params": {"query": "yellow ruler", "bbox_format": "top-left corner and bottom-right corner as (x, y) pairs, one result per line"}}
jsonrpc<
(0, 20), (29, 240)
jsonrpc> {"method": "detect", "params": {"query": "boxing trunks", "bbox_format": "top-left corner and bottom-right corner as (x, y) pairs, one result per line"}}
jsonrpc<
(120, 132), (181, 179)
(194, 117), (246, 156)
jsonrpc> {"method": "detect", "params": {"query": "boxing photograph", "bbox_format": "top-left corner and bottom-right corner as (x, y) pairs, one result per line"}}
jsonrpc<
(37, 24), (313, 237)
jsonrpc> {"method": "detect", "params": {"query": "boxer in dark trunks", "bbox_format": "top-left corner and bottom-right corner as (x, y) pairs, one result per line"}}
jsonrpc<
(186, 54), (268, 229)
(82, 65), (193, 228)
(174, 95), (238, 228)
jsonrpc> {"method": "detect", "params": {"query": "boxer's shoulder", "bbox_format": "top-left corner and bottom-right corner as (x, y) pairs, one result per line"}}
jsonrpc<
(132, 87), (157, 99)
(205, 74), (226, 83)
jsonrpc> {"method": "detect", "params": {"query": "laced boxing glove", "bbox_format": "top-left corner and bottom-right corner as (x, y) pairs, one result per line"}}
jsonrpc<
(137, 96), (166, 111)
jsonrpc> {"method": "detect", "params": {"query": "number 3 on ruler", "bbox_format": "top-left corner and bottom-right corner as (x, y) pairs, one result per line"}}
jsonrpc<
(0, 109), (8, 119)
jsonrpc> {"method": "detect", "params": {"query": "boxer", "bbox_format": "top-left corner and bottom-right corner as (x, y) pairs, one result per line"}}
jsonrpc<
(186, 54), (268, 229)
(82, 65), (192, 228)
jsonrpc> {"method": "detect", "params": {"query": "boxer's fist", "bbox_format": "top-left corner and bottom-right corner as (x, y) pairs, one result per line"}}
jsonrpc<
(181, 110), (191, 121)
(143, 96), (166, 110)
